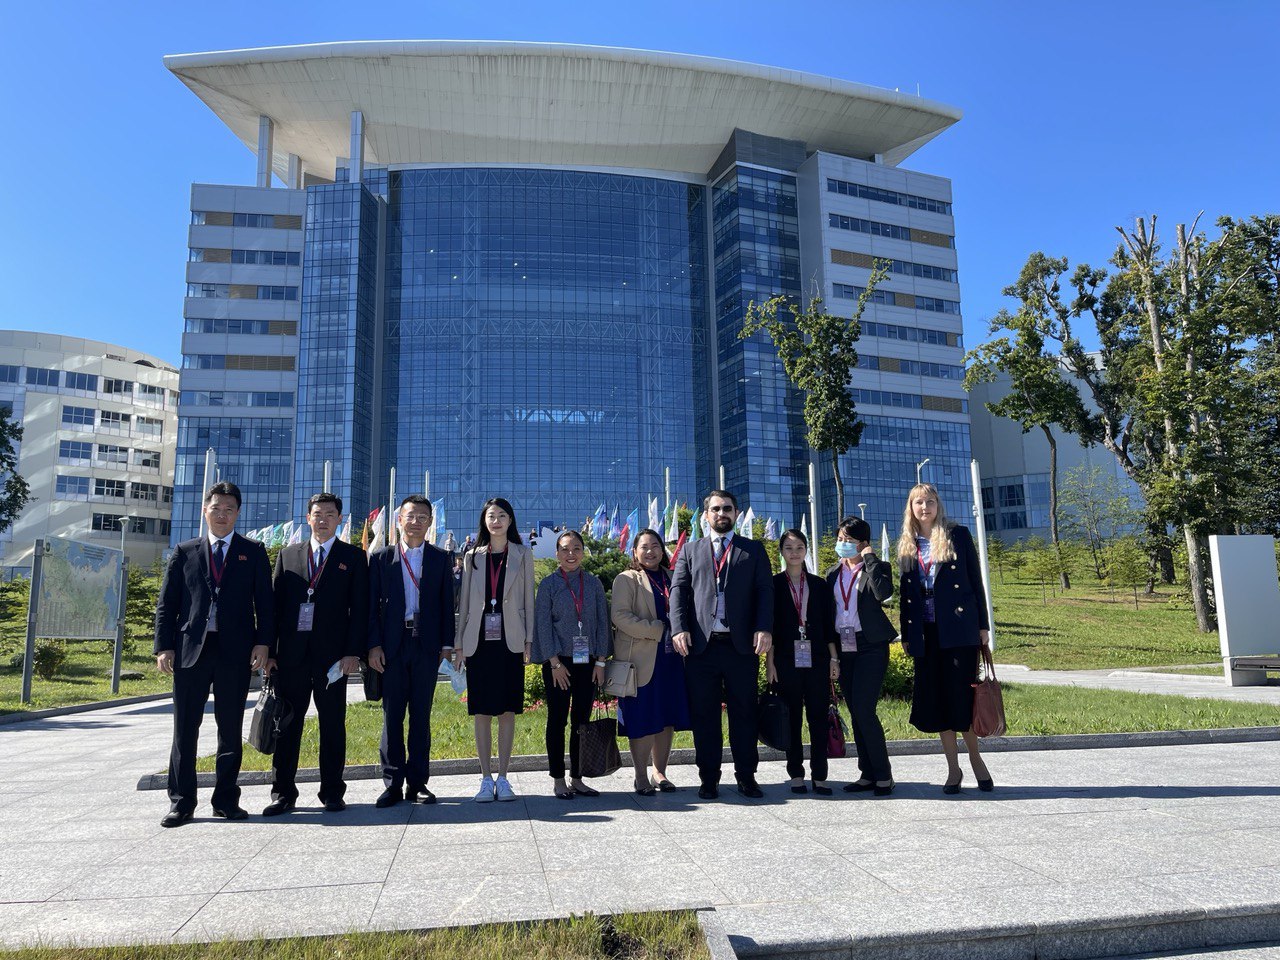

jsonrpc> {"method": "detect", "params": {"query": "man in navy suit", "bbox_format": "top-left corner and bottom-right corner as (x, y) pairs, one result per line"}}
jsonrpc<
(263, 492), (369, 815)
(367, 495), (456, 807)
(154, 482), (274, 827)
(670, 489), (774, 799)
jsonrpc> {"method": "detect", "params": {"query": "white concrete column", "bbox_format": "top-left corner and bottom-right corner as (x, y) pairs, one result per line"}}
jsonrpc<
(286, 154), (304, 189)
(349, 111), (365, 183)
(256, 116), (275, 187)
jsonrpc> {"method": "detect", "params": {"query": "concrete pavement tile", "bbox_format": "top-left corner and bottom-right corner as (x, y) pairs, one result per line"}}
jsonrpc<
(374, 873), (555, 929)
(529, 809), (667, 839)
(404, 806), (536, 842)
(985, 839), (1177, 883)
(128, 826), (274, 863)
(535, 831), (693, 872)
(1126, 829), (1280, 871)
(670, 826), (833, 862)
(0, 864), (97, 903)
(1135, 866), (1280, 912)
(385, 839), (544, 881)
(224, 848), (398, 893)
(177, 882), (381, 942)
(714, 902), (854, 959)
(261, 822), (408, 854)
(545, 860), (721, 914)
(852, 847), (1059, 892)
(1035, 919), (1207, 960)
(0, 893), (211, 949)
(0, 839), (144, 873)
(51, 858), (246, 901)
(807, 820), (972, 854)
(699, 854), (894, 906)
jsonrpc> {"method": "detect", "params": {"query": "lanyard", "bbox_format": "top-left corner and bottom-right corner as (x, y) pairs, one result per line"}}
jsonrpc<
(917, 545), (934, 580)
(208, 540), (226, 589)
(711, 538), (731, 585)
(838, 562), (863, 611)
(487, 551), (506, 607)
(559, 567), (585, 622)
(644, 569), (670, 604)
(787, 574), (806, 628)
(399, 544), (420, 591)
(306, 544), (330, 595)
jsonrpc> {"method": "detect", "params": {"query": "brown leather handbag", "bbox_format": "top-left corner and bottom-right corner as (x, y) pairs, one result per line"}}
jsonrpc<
(971, 645), (1006, 738)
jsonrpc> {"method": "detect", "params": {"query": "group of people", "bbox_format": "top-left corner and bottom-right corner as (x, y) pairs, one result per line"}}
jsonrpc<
(153, 482), (993, 827)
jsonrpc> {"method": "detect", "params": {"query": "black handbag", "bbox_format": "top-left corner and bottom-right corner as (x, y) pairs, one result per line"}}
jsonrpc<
(361, 659), (383, 702)
(247, 674), (291, 754)
(577, 701), (623, 778)
(757, 684), (791, 751)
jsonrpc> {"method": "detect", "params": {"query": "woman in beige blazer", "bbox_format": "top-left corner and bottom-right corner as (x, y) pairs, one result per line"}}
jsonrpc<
(611, 529), (690, 795)
(454, 497), (534, 803)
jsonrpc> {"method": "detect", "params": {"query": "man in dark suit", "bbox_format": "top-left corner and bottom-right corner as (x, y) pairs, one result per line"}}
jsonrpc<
(670, 489), (774, 799)
(367, 495), (456, 807)
(154, 481), (274, 827)
(263, 492), (369, 815)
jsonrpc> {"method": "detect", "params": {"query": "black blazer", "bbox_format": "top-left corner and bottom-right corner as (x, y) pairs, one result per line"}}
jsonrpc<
(272, 538), (369, 669)
(154, 533), (275, 668)
(898, 524), (990, 656)
(824, 554), (898, 648)
(367, 543), (456, 660)
(670, 534), (774, 656)
(771, 572), (836, 662)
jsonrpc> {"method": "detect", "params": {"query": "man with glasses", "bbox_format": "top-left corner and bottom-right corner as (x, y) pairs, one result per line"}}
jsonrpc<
(154, 482), (274, 827)
(366, 495), (456, 807)
(671, 489), (774, 799)
(263, 492), (369, 816)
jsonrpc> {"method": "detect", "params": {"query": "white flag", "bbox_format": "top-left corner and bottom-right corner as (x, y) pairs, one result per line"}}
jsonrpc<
(648, 497), (660, 533)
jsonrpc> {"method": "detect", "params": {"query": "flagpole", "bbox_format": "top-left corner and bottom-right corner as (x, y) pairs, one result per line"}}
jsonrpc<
(388, 467), (397, 547)
(664, 466), (670, 515)
(808, 461), (820, 574)
(424, 470), (430, 499)
(323, 459), (332, 493)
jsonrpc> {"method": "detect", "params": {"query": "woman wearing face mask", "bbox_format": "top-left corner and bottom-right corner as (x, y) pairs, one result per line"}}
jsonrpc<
(827, 516), (897, 796)
(454, 498), (534, 803)
(766, 529), (839, 794)
(897, 483), (993, 794)
(611, 529), (690, 795)
(532, 530), (609, 799)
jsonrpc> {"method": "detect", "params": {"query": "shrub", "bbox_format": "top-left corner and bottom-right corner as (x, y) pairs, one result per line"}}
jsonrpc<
(882, 642), (915, 699)
(523, 663), (546, 704)
(32, 639), (69, 680)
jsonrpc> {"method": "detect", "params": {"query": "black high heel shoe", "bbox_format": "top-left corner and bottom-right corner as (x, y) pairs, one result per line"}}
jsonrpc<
(943, 771), (963, 795)
(976, 775), (994, 792)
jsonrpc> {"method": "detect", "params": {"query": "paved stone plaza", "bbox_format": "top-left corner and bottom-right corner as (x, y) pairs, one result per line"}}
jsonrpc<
(2, 690), (1280, 958)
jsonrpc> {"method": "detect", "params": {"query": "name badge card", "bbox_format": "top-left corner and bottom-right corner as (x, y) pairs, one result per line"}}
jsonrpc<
(715, 591), (726, 622)
(572, 624), (590, 664)
(484, 612), (503, 642)
(839, 625), (858, 653)
(923, 591), (936, 622)
(206, 601), (218, 633)
(794, 626), (812, 669)
(297, 603), (315, 632)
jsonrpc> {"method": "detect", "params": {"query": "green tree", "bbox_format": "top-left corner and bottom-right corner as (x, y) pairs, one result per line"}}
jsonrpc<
(986, 535), (1009, 584)
(1020, 536), (1057, 604)
(0, 411), (30, 536)
(1059, 464), (1140, 578)
(1106, 537), (1148, 610)
(739, 262), (890, 521)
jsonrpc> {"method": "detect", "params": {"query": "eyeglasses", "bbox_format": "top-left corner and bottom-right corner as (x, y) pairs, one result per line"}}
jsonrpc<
(708, 506), (735, 514)
(401, 514), (432, 523)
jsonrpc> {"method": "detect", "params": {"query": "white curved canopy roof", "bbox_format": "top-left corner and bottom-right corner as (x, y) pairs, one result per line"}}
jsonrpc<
(165, 41), (961, 181)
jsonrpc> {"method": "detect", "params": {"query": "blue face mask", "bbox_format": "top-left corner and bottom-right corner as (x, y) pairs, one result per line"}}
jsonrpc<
(835, 541), (860, 559)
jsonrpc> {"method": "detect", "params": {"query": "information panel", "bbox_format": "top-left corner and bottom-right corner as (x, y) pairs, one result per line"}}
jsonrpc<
(35, 538), (123, 641)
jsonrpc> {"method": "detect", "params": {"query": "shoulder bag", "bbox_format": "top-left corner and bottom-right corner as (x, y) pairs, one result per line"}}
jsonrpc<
(971, 645), (1007, 738)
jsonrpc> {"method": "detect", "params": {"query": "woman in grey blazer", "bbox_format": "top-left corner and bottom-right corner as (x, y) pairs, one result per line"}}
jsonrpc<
(454, 497), (535, 803)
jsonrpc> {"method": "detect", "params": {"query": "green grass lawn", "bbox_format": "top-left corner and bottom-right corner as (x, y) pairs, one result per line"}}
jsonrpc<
(0, 640), (170, 715)
(0, 911), (709, 960)
(217, 679), (1280, 774)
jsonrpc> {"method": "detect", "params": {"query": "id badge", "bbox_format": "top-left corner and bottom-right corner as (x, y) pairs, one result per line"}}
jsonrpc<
(924, 592), (937, 622)
(484, 612), (503, 642)
(714, 591), (726, 622)
(206, 601), (218, 633)
(297, 603), (315, 632)
(840, 625), (858, 653)
(663, 626), (673, 654)
(572, 626), (590, 664)
(795, 636), (813, 669)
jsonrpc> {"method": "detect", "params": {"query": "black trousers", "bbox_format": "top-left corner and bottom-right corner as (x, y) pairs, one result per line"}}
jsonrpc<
(839, 641), (893, 782)
(542, 661), (596, 779)
(270, 662), (349, 803)
(684, 636), (759, 785)
(776, 659), (831, 782)
(167, 637), (251, 814)
(380, 640), (440, 789)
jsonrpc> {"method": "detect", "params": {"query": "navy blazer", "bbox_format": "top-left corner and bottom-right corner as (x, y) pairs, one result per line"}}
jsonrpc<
(824, 553), (898, 648)
(154, 532), (275, 668)
(272, 538), (369, 669)
(367, 543), (456, 660)
(898, 524), (990, 656)
(771, 571), (836, 663)
(670, 534), (774, 656)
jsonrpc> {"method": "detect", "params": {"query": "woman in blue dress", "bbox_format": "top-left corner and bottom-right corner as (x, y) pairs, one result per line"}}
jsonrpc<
(611, 528), (690, 794)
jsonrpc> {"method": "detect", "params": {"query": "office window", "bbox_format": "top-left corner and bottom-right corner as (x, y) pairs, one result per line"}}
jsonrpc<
(131, 482), (159, 502)
(96, 443), (128, 466)
(256, 285), (298, 301)
(187, 283), (229, 298)
(64, 371), (98, 391)
(0, 364), (18, 383)
(135, 416), (163, 437)
(103, 378), (132, 395)
(99, 410), (131, 431)
(25, 367), (59, 388)
(162, 485), (174, 504)
(61, 405), (95, 426)
(133, 449), (161, 469)
(92, 513), (124, 532)
(94, 478), (126, 499)
(137, 383), (164, 400)
(159, 519), (171, 537)
(58, 440), (93, 463)
(55, 475), (90, 499)
(231, 249), (300, 266)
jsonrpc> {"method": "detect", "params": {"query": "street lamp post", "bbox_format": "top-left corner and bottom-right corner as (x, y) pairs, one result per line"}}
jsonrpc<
(916, 458), (931, 484)
(111, 515), (132, 695)
(857, 503), (867, 520)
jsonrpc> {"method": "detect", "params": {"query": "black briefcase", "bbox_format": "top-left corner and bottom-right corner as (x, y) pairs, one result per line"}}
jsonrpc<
(757, 686), (791, 752)
(247, 675), (291, 754)
(361, 660), (383, 702)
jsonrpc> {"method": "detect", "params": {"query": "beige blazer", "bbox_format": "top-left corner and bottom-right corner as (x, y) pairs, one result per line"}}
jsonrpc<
(610, 568), (668, 688)
(457, 543), (535, 656)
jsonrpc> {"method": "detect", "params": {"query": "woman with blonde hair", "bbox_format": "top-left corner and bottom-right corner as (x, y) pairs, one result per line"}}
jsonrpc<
(896, 483), (993, 794)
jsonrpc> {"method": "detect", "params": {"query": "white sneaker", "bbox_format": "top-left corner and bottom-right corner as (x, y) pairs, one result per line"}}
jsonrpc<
(494, 776), (517, 801)
(473, 777), (495, 803)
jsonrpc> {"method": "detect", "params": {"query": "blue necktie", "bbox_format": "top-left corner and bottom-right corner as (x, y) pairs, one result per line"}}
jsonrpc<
(212, 540), (225, 575)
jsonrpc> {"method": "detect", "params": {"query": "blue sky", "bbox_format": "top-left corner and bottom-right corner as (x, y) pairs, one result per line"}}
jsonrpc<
(3, 0), (1277, 366)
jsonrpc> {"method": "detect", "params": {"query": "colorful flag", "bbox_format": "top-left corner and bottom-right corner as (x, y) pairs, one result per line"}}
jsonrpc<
(648, 497), (660, 532)
(663, 501), (679, 544)
(287, 521), (304, 546)
(362, 506), (382, 550)
(801, 515), (816, 573)
(620, 508), (640, 554)
(367, 509), (387, 554)
(668, 530), (688, 568)
(737, 506), (755, 538)
(608, 504), (621, 541)
(591, 503), (608, 540)
(432, 499), (445, 547)
(763, 517), (778, 541)
(881, 522), (892, 558)
(688, 509), (701, 542)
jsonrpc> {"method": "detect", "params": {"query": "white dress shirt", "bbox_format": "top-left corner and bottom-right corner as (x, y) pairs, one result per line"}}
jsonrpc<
(399, 543), (424, 620)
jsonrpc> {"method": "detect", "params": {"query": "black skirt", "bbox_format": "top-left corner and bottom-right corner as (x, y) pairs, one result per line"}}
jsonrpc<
(908, 622), (978, 734)
(466, 633), (525, 716)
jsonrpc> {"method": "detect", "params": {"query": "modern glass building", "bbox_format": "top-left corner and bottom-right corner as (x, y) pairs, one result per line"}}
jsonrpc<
(167, 41), (971, 542)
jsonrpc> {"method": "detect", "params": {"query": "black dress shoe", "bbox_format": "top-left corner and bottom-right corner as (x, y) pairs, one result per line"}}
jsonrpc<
(652, 777), (678, 793)
(161, 810), (192, 828)
(812, 782), (834, 796)
(375, 787), (403, 809)
(697, 783), (720, 800)
(943, 771), (963, 795)
(790, 783), (809, 794)
(843, 779), (875, 793)
(976, 777), (994, 792)
(407, 784), (436, 804)
(261, 798), (296, 817)
(211, 805), (249, 820)
(324, 798), (347, 813)
(873, 779), (895, 797)
(736, 779), (764, 799)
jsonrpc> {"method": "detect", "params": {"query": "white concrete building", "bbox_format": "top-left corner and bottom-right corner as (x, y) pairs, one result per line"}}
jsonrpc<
(0, 331), (179, 576)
